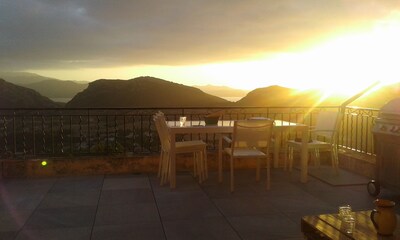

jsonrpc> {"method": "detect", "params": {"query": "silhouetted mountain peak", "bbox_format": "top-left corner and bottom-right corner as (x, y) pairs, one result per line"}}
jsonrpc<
(0, 79), (59, 108)
(66, 76), (231, 108)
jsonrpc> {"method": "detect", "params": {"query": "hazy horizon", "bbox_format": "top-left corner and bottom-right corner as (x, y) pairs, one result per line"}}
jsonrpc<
(1, 1), (400, 94)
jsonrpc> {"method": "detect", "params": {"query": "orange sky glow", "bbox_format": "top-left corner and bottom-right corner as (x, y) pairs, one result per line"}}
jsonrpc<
(1, 1), (399, 97)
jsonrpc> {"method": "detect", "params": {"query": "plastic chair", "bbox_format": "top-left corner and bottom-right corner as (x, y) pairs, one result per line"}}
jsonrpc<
(219, 119), (274, 192)
(153, 112), (208, 185)
(286, 111), (342, 173)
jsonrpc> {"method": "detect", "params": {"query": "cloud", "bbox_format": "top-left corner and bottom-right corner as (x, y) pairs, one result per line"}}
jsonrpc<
(0, 0), (399, 71)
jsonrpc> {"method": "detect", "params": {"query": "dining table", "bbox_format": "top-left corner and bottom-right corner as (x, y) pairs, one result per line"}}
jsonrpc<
(167, 119), (309, 189)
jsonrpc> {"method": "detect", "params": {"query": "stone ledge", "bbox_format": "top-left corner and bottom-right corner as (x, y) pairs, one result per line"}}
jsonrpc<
(338, 150), (375, 179)
(0, 150), (376, 179)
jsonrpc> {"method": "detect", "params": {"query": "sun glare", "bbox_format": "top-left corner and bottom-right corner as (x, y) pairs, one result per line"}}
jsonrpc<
(33, 13), (400, 97)
(190, 13), (400, 95)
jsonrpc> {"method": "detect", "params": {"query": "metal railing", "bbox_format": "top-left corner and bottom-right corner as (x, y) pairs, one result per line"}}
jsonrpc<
(0, 106), (379, 159)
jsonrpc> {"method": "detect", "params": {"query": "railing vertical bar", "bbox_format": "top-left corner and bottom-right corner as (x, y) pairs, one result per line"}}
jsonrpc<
(123, 115), (126, 154)
(140, 115), (143, 152)
(51, 116), (54, 154)
(42, 115), (46, 154)
(106, 115), (109, 154)
(79, 115), (83, 152)
(32, 115), (36, 156)
(60, 116), (64, 154)
(2, 117), (8, 154)
(22, 116), (26, 158)
(88, 109), (91, 154)
(13, 112), (16, 156)
(114, 115), (117, 152)
(70, 115), (73, 154)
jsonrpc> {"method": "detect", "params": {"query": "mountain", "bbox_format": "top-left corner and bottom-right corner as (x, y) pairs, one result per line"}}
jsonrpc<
(66, 76), (231, 108)
(0, 71), (57, 85)
(352, 82), (400, 109)
(24, 80), (88, 99)
(0, 79), (59, 108)
(236, 85), (347, 107)
(0, 71), (88, 100)
(193, 85), (248, 99)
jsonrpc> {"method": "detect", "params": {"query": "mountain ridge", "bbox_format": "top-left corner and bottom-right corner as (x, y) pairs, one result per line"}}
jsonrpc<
(66, 76), (232, 108)
(1, 72), (398, 109)
(0, 79), (60, 108)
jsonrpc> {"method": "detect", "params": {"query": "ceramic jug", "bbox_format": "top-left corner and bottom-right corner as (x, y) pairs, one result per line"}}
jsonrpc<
(370, 199), (397, 235)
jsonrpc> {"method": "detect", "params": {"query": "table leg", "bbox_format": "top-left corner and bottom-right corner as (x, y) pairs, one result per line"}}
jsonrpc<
(218, 134), (223, 183)
(273, 134), (281, 168)
(170, 133), (176, 189)
(300, 126), (309, 183)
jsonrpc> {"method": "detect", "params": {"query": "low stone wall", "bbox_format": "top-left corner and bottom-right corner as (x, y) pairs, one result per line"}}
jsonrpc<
(338, 150), (376, 178)
(0, 150), (376, 178)
(0, 152), (249, 178)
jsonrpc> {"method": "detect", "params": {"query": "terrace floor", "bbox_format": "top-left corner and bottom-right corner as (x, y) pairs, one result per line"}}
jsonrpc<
(1, 168), (399, 240)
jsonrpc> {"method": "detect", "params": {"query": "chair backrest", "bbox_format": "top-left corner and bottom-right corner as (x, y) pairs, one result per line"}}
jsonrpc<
(313, 111), (342, 140)
(153, 112), (171, 151)
(231, 119), (274, 149)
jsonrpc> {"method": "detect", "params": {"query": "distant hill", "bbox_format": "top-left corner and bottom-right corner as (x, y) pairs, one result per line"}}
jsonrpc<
(66, 76), (231, 108)
(236, 85), (348, 107)
(0, 71), (88, 99)
(352, 82), (400, 109)
(193, 85), (248, 99)
(24, 80), (88, 99)
(0, 71), (57, 85)
(0, 79), (59, 108)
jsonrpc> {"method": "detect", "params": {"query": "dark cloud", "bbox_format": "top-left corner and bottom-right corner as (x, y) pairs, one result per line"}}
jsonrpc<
(0, 0), (398, 70)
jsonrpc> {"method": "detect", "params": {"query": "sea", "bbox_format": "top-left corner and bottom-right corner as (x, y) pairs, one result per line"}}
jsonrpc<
(221, 97), (242, 102)
(51, 98), (72, 103)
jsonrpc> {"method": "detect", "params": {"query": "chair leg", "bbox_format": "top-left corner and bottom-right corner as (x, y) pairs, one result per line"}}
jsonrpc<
(203, 148), (208, 179)
(194, 152), (198, 177)
(288, 146), (294, 172)
(161, 151), (170, 186)
(230, 156), (234, 192)
(158, 151), (163, 178)
(331, 146), (339, 175)
(256, 158), (260, 182)
(266, 157), (270, 190)
(314, 149), (321, 167)
(219, 151), (224, 183)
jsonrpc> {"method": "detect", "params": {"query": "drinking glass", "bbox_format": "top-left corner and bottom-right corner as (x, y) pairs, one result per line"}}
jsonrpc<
(343, 216), (356, 234)
(179, 116), (186, 127)
(338, 205), (352, 219)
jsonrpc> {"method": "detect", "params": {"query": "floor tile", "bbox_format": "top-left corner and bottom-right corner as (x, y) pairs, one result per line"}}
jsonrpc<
(103, 174), (151, 190)
(95, 202), (160, 226)
(157, 196), (222, 221)
(99, 188), (155, 205)
(92, 222), (166, 240)
(38, 189), (101, 209)
(213, 196), (279, 217)
(228, 214), (303, 240)
(15, 227), (91, 240)
(0, 209), (33, 231)
(23, 206), (97, 229)
(0, 231), (17, 240)
(163, 217), (241, 240)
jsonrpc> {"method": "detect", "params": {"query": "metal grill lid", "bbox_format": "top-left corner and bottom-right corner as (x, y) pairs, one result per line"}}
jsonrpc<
(379, 98), (400, 121)
(381, 98), (400, 114)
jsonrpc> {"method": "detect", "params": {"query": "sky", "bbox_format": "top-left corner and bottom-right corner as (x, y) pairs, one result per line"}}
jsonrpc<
(1, 0), (400, 94)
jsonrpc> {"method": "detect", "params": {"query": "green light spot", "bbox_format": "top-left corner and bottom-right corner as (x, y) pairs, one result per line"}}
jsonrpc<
(41, 161), (47, 166)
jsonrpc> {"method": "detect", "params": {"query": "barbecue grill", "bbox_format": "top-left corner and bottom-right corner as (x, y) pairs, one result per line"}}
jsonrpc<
(368, 98), (400, 196)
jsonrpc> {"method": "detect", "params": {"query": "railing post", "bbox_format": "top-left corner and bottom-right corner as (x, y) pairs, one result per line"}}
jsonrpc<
(13, 111), (16, 157)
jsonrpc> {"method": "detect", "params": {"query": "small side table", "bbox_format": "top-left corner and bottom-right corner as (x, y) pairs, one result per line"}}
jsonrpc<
(301, 210), (400, 240)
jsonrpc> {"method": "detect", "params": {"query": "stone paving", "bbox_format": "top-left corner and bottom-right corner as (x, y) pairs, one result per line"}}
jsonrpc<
(1, 168), (399, 240)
